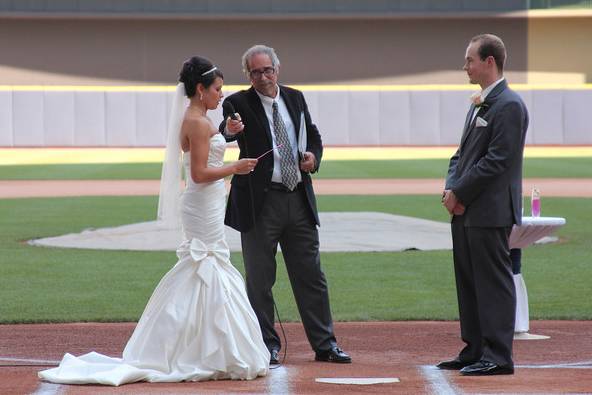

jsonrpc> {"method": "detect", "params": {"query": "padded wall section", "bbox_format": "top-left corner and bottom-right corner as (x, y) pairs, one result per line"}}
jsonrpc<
(1, 87), (589, 146)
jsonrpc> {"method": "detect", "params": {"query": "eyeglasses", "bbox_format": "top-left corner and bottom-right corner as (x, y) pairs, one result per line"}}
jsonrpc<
(249, 67), (276, 79)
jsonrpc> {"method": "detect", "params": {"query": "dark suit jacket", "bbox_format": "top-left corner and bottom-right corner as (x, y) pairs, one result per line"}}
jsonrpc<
(219, 85), (323, 232)
(446, 80), (529, 227)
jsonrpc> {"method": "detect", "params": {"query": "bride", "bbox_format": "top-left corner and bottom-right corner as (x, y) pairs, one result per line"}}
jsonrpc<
(38, 56), (270, 386)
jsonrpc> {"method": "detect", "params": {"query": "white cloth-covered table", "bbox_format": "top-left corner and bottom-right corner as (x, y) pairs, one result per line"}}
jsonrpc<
(509, 216), (566, 336)
(510, 217), (566, 249)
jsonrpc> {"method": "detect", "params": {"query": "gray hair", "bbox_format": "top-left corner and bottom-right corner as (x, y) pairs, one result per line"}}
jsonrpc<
(241, 44), (281, 75)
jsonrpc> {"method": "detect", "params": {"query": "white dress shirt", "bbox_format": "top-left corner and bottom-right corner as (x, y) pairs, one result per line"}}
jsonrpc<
(255, 87), (302, 184)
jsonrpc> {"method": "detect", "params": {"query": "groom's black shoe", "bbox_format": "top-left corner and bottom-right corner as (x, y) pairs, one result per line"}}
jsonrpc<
(315, 346), (351, 363)
(460, 360), (514, 376)
(436, 358), (474, 370)
(269, 349), (280, 365)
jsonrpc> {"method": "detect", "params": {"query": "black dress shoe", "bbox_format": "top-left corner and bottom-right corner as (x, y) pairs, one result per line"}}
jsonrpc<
(460, 360), (514, 376)
(436, 358), (473, 370)
(315, 346), (352, 363)
(269, 349), (280, 365)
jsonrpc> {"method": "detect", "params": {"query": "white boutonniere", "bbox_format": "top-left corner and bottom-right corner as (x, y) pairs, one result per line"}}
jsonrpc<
(470, 92), (488, 109)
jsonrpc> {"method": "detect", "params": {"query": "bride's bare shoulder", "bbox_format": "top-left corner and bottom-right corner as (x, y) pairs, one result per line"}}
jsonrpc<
(182, 113), (213, 138)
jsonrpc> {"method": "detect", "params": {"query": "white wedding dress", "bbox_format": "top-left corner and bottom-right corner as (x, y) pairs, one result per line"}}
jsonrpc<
(39, 133), (270, 386)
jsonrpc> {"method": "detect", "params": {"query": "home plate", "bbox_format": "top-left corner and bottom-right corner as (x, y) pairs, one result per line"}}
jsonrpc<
(315, 377), (400, 385)
(514, 332), (550, 340)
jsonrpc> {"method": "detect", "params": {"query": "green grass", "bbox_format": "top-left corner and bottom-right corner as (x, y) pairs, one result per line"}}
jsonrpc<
(0, 195), (590, 323)
(2, 157), (592, 179)
(0, 163), (163, 180)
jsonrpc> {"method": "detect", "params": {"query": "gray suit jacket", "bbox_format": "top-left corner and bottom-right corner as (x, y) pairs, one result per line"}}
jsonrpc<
(445, 79), (529, 227)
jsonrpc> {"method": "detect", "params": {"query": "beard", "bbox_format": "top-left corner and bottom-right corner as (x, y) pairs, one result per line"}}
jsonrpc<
(255, 80), (276, 96)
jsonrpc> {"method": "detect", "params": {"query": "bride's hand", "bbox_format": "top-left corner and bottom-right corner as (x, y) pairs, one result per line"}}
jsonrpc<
(233, 158), (258, 175)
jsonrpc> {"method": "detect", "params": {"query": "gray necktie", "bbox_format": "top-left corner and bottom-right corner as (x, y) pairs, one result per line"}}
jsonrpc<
(272, 101), (299, 190)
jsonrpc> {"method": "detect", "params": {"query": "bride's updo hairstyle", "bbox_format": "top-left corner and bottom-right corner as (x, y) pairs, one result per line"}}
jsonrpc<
(179, 56), (224, 98)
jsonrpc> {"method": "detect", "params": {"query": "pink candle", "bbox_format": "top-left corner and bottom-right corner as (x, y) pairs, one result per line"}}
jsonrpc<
(531, 197), (541, 217)
(531, 187), (541, 217)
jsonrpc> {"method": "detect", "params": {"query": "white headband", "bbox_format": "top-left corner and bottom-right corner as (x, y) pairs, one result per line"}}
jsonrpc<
(201, 66), (218, 76)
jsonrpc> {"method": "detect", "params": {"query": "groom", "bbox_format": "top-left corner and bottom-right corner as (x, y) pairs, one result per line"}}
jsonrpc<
(439, 34), (528, 375)
(219, 44), (350, 364)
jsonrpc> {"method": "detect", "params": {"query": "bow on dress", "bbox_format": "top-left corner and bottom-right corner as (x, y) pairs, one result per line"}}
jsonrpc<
(176, 238), (231, 286)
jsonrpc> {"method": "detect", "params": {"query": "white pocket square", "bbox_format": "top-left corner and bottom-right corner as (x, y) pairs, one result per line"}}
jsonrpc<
(475, 116), (488, 127)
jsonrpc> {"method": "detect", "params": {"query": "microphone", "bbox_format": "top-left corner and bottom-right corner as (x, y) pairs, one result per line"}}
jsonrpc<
(222, 101), (239, 120)
(223, 100), (248, 157)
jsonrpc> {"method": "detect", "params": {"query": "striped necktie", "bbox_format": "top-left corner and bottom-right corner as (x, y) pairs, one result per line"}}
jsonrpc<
(272, 101), (299, 190)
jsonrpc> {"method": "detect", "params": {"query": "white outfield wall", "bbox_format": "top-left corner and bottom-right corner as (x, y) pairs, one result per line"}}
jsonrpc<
(0, 85), (591, 147)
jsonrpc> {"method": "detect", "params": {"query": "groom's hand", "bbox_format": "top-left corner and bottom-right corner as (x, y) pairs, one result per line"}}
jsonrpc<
(452, 203), (466, 215)
(442, 189), (459, 214)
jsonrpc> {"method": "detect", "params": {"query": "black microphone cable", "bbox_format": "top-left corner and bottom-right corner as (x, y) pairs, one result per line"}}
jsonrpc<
(225, 104), (288, 369)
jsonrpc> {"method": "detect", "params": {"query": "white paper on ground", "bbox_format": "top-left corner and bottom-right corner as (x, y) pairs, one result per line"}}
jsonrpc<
(514, 332), (550, 340)
(315, 377), (400, 385)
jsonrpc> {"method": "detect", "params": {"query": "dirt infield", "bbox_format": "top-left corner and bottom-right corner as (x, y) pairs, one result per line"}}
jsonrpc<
(2, 178), (592, 198)
(1, 321), (591, 394)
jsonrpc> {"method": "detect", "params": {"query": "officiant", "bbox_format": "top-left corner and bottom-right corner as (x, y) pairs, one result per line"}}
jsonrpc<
(219, 44), (351, 365)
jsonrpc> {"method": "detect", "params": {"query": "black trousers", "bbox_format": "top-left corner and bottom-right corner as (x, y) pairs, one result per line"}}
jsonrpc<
(451, 215), (516, 367)
(240, 187), (336, 352)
